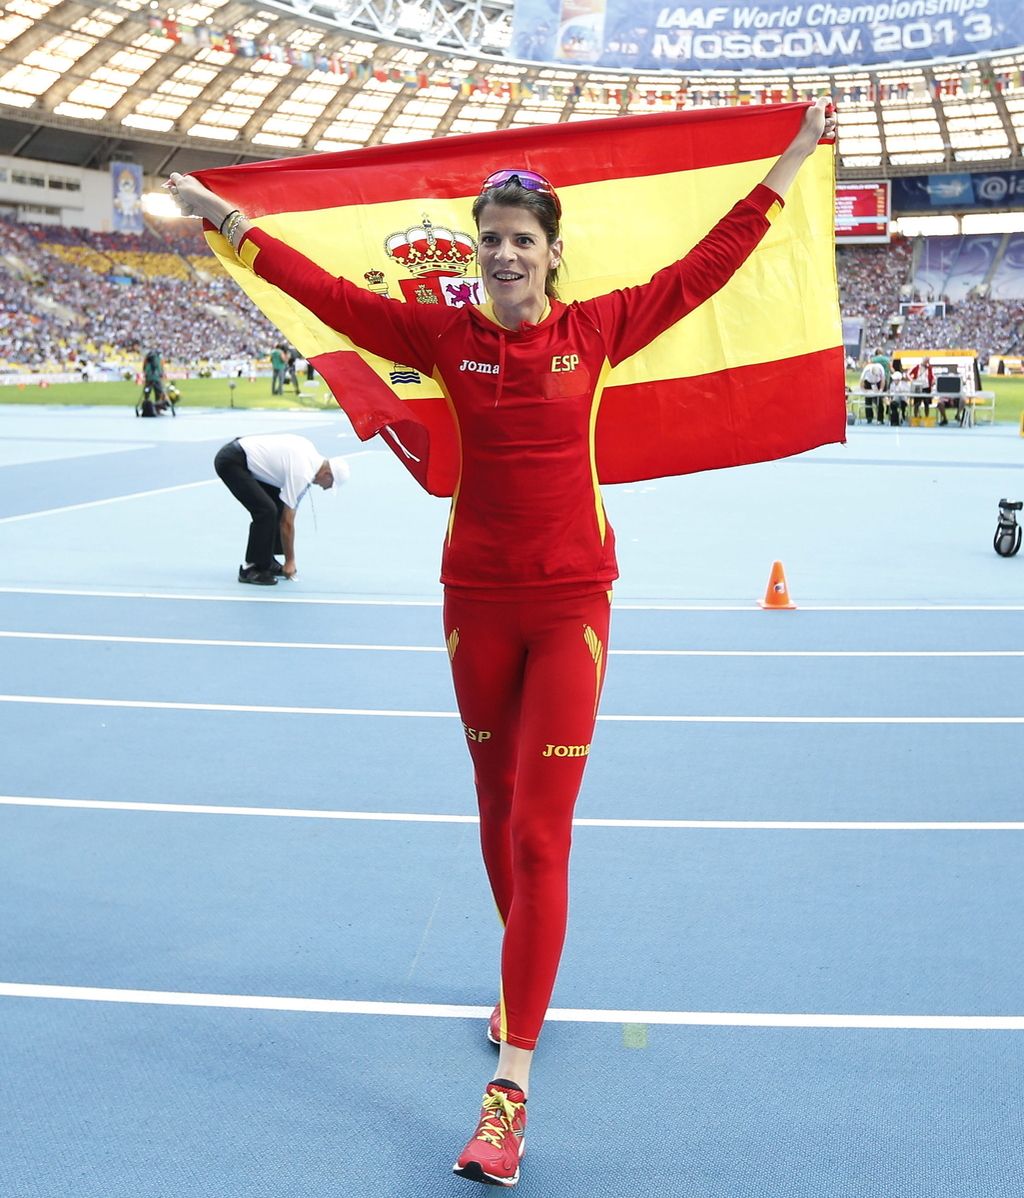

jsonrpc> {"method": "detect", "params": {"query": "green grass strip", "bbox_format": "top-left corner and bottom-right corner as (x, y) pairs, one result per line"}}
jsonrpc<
(0, 377), (339, 412)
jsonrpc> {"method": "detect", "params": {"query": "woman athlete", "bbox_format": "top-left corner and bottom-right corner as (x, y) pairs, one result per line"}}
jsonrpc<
(169, 96), (835, 1188)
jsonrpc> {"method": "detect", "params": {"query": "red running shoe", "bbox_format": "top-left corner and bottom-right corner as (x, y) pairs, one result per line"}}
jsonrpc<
(452, 1080), (527, 1187)
(487, 1003), (501, 1046)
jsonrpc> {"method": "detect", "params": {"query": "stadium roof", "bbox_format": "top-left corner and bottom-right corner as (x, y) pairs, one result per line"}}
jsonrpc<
(0, 0), (1022, 180)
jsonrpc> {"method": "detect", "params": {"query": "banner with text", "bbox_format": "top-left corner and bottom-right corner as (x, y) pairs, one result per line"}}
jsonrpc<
(893, 169), (1024, 211)
(511, 1), (1021, 72)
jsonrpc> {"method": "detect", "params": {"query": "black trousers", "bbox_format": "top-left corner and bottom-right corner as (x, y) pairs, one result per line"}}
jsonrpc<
(214, 440), (283, 569)
(936, 397), (964, 425)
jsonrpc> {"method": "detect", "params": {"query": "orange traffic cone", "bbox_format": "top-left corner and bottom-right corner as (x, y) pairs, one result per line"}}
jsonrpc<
(759, 560), (796, 610)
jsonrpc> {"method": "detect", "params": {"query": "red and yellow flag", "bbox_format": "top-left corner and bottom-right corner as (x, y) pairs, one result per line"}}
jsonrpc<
(197, 104), (844, 496)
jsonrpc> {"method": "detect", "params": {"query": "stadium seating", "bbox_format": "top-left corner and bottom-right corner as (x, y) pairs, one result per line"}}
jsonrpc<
(2, 208), (1022, 376)
(0, 213), (280, 373)
(989, 233), (1024, 300)
(912, 234), (1005, 302)
(836, 239), (912, 350)
(837, 239), (1024, 366)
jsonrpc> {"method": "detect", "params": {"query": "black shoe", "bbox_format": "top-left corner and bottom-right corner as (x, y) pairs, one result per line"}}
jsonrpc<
(238, 564), (277, 586)
(270, 560), (287, 576)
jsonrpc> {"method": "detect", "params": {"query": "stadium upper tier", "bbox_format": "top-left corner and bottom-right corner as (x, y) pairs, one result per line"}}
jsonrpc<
(0, 0), (1022, 176)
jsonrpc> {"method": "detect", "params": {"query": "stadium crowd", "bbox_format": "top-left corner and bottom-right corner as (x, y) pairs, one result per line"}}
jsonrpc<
(0, 213), (280, 373)
(3, 212), (1024, 376)
(837, 238), (1024, 365)
(896, 294), (1024, 364)
(836, 238), (913, 349)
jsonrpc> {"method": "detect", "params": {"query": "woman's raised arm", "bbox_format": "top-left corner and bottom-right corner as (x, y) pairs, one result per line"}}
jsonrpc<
(761, 97), (836, 201)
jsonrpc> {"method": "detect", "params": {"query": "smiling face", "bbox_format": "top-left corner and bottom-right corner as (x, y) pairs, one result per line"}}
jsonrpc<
(476, 203), (562, 324)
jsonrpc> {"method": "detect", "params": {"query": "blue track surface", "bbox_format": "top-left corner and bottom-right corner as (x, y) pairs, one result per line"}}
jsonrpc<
(2, 404), (1023, 1197)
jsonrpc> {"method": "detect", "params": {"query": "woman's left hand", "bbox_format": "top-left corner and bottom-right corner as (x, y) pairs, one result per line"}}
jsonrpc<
(762, 96), (837, 198)
(797, 97), (836, 152)
(820, 100), (838, 144)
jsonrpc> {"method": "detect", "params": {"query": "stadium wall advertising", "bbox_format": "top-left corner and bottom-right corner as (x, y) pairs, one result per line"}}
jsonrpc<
(511, 0), (1021, 72)
(893, 170), (1024, 211)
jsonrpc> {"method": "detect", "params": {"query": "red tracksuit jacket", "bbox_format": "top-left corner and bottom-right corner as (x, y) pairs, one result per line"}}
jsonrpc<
(238, 183), (781, 592)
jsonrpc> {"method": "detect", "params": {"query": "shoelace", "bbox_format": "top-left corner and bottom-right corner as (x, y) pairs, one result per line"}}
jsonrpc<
(473, 1090), (522, 1147)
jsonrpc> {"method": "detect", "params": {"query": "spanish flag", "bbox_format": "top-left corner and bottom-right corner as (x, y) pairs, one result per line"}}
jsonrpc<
(197, 104), (844, 496)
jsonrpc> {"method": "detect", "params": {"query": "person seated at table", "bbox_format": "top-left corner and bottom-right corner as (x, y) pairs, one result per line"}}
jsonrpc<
(888, 371), (909, 426)
(907, 357), (935, 417)
(936, 369), (967, 427)
(859, 359), (886, 424)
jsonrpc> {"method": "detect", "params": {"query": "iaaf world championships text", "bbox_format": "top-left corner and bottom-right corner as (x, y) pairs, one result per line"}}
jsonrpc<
(649, 0), (997, 63)
(655, 0), (991, 25)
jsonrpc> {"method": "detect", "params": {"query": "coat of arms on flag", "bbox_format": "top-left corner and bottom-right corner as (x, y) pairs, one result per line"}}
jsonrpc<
(381, 216), (483, 308)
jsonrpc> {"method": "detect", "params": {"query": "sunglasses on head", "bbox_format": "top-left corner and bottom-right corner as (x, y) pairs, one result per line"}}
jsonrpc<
(479, 169), (561, 218)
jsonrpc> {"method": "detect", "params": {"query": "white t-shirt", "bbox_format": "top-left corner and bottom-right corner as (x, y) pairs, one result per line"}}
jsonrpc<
(859, 362), (885, 389)
(238, 434), (324, 510)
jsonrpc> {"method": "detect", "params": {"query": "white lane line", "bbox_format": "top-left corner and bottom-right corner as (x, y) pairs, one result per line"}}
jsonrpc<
(0, 586), (440, 606)
(0, 796), (473, 823)
(600, 650), (1024, 657)
(608, 714), (1024, 724)
(2, 796), (1021, 831)
(0, 631), (1021, 658)
(0, 982), (1020, 1029)
(0, 631), (449, 652)
(0, 694), (454, 717)
(0, 586), (1022, 612)
(0, 694), (1021, 723)
(0, 480), (215, 524)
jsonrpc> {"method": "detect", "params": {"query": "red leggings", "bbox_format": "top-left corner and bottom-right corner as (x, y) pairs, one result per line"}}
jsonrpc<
(443, 587), (611, 1049)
